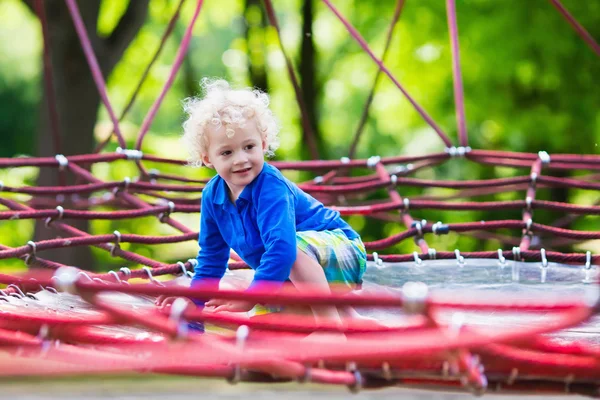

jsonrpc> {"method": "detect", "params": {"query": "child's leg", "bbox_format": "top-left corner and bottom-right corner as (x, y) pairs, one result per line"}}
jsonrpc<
(289, 248), (343, 327)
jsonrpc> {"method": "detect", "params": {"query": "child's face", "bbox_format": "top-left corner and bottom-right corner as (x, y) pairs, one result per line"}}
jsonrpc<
(202, 122), (266, 198)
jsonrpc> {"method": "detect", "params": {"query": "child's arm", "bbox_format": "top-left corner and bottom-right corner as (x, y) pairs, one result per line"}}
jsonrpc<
(191, 198), (230, 304)
(251, 178), (297, 287)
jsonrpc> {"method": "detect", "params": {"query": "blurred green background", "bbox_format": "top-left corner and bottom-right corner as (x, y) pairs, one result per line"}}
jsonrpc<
(0, 0), (598, 272)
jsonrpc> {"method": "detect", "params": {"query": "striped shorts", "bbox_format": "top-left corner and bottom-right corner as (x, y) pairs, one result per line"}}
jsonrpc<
(296, 228), (367, 289)
(250, 228), (367, 316)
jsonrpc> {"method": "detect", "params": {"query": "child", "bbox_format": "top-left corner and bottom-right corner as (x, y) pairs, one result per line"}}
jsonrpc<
(175, 78), (367, 325)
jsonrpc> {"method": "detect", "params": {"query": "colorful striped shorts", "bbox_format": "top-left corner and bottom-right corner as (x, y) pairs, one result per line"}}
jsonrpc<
(250, 228), (367, 316)
(296, 228), (367, 289)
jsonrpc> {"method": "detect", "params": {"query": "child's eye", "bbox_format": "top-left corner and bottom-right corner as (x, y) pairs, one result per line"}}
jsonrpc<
(245, 144), (255, 150)
(221, 150), (231, 156)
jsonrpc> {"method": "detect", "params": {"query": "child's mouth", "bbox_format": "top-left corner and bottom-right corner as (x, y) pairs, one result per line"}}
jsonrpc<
(234, 168), (251, 174)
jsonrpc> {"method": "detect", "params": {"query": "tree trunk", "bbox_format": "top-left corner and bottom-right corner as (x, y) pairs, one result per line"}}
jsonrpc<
(245, 0), (268, 93)
(29, 0), (149, 270)
(299, 0), (323, 159)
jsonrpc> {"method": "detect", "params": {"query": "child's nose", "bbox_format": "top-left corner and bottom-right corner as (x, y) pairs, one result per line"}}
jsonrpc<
(233, 152), (248, 164)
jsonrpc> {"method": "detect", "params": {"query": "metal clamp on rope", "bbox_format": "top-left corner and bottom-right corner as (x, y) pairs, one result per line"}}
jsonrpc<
(24, 240), (37, 265)
(158, 201), (175, 223)
(428, 248), (437, 260)
(45, 206), (65, 228)
(541, 248), (548, 267)
(372, 252), (383, 266)
(122, 177), (131, 191)
(110, 230), (121, 257)
(497, 249), (506, 266)
(116, 147), (144, 161)
(540, 248), (549, 283)
(431, 221), (449, 235)
(413, 251), (422, 265)
(228, 325), (250, 384)
(148, 168), (159, 183)
(313, 175), (324, 184)
(410, 220), (426, 241)
(455, 249), (465, 267)
(177, 261), (193, 278)
(512, 246), (522, 262)
(143, 266), (165, 286)
(402, 198), (410, 212)
(118, 267), (132, 285)
(7, 284), (26, 299)
(390, 174), (397, 186)
(55, 154), (69, 171)
(108, 270), (122, 284)
(401, 281), (429, 315)
(76, 271), (93, 283)
(340, 156), (351, 164)
(538, 150), (551, 164)
(445, 146), (472, 157)
(366, 155), (381, 169)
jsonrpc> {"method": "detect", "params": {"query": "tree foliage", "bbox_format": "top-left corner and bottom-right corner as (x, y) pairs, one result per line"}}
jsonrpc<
(0, 0), (598, 270)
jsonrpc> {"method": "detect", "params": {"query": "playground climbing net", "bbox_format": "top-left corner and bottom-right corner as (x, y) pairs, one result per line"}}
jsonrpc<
(0, 0), (599, 396)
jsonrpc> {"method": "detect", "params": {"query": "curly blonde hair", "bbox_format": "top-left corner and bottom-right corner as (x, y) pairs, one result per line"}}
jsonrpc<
(182, 78), (280, 166)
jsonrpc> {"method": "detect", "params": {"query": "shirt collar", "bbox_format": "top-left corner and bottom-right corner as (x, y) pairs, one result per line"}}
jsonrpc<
(213, 177), (227, 205)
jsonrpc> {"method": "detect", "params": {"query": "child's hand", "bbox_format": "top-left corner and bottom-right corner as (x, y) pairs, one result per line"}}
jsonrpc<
(205, 299), (255, 313)
(155, 296), (193, 309)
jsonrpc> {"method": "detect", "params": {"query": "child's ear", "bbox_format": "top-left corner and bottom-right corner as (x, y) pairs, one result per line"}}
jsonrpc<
(262, 139), (267, 152)
(201, 153), (213, 169)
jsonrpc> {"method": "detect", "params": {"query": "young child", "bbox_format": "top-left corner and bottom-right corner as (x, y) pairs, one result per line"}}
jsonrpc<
(178, 78), (367, 325)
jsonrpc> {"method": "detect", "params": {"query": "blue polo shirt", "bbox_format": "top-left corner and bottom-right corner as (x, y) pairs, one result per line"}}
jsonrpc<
(192, 162), (358, 289)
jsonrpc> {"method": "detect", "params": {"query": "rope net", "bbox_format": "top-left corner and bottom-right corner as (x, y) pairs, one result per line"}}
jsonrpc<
(1, 0), (599, 396)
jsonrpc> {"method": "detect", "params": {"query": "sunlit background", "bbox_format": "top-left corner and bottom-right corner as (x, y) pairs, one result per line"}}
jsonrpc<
(0, 0), (598, 273)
